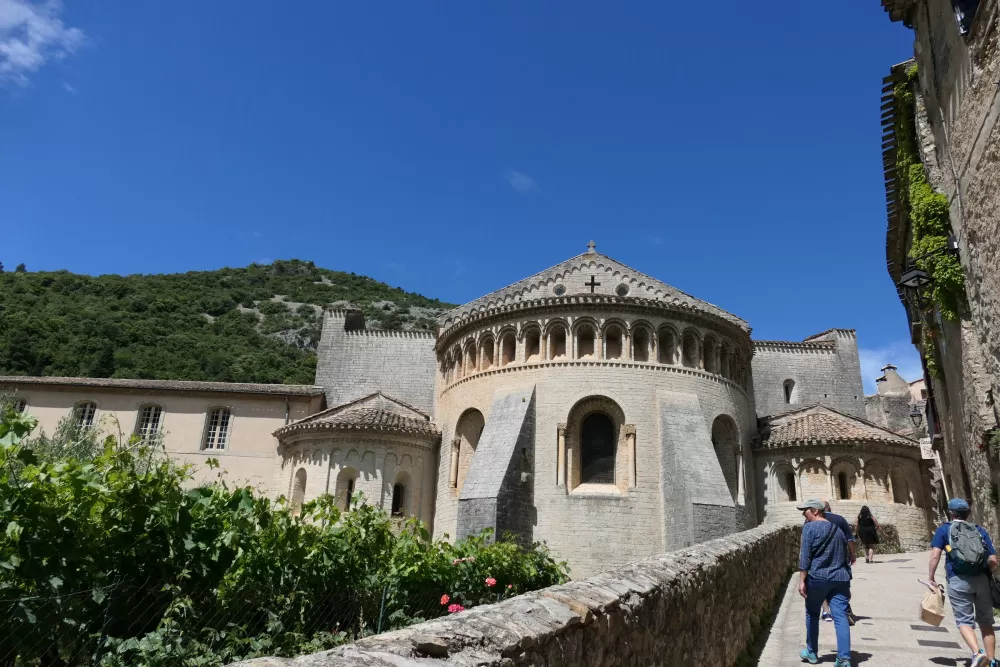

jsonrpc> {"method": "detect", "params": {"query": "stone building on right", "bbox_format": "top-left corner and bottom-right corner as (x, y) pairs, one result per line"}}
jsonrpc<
(878, 0), (1000, 534)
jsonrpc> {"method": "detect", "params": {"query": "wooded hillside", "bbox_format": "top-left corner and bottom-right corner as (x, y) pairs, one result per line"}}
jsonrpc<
(0, 260), (452, 384)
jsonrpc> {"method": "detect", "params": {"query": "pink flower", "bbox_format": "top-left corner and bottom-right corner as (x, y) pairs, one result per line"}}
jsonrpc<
(485, 577), (497, 587)
(452, 559), (460, 566)
(507, 584), (513, 589)
(440, 594), (450, 606)
(447, 603), (465, 614)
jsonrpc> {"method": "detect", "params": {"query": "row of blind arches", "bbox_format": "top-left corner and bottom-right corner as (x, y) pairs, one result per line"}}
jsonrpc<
(442, 322), (748, 387)
(289, 467), (410, 517)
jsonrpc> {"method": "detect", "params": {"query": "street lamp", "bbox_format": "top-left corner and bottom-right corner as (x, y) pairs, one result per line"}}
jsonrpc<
(910, 405), (924, 428)
(899, 267), (932, 289)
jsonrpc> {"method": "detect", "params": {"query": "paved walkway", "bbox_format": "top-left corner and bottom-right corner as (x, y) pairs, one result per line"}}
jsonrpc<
(759, 552), (991, 666)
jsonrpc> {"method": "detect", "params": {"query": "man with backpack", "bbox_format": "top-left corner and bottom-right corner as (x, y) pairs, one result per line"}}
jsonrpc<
(928, 498), (999, 667)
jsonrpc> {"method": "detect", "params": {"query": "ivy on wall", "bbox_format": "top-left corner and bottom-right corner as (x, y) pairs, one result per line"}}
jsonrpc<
(893, 66), (967, 321)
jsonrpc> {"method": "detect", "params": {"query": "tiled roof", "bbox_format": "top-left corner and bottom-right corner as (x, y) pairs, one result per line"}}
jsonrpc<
(274, 391), (440, 438)
(0, 375), (325, 397)
(761, 404), (917, 447)
(438, 250), (748, 332)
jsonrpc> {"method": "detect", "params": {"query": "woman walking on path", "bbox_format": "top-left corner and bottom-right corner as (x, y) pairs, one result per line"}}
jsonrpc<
(857, 506), (879, 563)
(798, 499), (852, 667)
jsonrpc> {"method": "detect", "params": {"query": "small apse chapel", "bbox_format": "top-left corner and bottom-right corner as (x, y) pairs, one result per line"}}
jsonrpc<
(2, 244), (937, 576)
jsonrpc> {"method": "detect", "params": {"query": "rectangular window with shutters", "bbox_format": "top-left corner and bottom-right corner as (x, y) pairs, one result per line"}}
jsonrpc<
(202, 408), (232, 450)
(135, 405), (163, 441)
(75, 402), (97, 429)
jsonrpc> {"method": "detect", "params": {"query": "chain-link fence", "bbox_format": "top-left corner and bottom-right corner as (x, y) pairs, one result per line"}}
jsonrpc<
(1, 576), (458, 666)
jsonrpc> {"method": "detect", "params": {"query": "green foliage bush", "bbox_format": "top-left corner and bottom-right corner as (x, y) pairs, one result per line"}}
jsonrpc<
(0, 260), (453, 384)
(892, 66), (966, 321)
(0, 409), (566, 666)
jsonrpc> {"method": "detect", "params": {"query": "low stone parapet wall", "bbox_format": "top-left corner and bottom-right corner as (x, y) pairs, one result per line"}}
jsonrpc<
(232, 523), (799, 667)
(764, 500), (934, 551)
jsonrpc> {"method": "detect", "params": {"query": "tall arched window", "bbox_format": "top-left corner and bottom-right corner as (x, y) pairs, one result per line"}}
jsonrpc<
(786, 472), (797, 501)
(604, 325), (623, 360)
(391, 483), (406, 516)
(838, 472), (850, 501)
(465, 343), (477, 375)
(549, 325), (567, 359)
(658, 328), (676, 364)
(632, 326), (650, 362)
(783, 379), (796, 404)
(500, 333), (516, 366)
(576, 324), (596, 358)
(581, 412), (616, 484)
(291, 468), (307, 516)
(703, 337), (718, 374)
(135, 404), (163, 441)
(682, 331), (700, 368)
(336, 468), (358, 510)
(524, 327), (541, 362)
(480, 337), (495, 369)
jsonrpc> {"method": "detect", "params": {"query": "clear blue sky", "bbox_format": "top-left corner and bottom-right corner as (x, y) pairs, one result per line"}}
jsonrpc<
(2, 1), (920, 391)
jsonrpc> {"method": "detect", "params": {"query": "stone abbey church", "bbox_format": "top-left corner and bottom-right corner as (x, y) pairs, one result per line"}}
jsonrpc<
(3, 245), (936, 576)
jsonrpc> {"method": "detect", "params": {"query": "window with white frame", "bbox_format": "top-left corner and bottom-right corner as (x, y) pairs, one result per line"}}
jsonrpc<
(75, 402), (97, 429)
(202, 408), (232, 450)
(135, 405), (163, 441)
(13, 398), (27, 414)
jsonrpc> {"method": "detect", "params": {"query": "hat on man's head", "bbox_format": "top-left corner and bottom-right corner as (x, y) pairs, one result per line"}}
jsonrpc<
(948, 498), (970, 512)
(796, 499), (825, 511)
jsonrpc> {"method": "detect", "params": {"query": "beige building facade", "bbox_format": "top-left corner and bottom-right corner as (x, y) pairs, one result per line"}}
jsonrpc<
(1, 376), (324, 492)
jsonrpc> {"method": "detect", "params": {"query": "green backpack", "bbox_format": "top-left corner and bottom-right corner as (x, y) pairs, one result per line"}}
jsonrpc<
(948, 520), (988, 575)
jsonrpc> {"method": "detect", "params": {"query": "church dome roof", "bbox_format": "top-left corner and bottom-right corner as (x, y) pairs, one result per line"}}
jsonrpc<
(438, 244), (748, 333)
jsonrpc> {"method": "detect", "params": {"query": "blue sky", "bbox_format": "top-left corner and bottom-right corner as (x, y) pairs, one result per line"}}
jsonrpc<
(1, 1), (920, 392)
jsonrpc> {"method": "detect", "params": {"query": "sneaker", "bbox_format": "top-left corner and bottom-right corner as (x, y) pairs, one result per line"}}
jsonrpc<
(834, 659), (851, 667)
(799, 648), (818, 664)
(971, 650), (988, 667)
(821, 611), (834, 622)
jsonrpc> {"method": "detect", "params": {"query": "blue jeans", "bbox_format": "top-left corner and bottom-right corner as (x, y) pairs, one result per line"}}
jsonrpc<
(805, 578), (851, 660)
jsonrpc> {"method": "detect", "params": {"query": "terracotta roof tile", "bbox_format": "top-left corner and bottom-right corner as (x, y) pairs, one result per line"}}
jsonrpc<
(274, 391), (440, 438)
(761, 405), (917, 447)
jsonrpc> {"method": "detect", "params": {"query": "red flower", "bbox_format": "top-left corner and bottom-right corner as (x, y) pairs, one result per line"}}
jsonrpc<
(485, 577), (497, 587)
(447, 603), (465, 613)
(440, 594), (450, 606)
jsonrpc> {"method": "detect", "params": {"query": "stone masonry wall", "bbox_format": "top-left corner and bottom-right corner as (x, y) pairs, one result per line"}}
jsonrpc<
(752, 330), (866, 419)
(900, 0), (1000, 537)
(315, 310), (437, 414)
(231, 523), (799, 667)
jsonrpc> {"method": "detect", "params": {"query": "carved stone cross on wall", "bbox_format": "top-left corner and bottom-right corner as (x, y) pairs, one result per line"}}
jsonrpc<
(585, 275), (601, 293)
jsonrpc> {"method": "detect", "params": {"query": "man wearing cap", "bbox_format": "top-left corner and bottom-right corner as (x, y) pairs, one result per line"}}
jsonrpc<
(929, 498), (999, 667)
(797, 498), (852, 667)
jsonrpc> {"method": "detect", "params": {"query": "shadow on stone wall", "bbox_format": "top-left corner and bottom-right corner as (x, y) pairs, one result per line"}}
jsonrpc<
(229, 523), (800, 667)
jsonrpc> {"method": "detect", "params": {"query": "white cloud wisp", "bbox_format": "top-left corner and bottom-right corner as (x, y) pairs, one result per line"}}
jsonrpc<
(0, 0), (84, 85)
(504, 170), (538, 194)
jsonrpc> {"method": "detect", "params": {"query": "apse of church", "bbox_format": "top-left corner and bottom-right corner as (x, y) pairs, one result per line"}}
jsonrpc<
(278, 242), (935, 577)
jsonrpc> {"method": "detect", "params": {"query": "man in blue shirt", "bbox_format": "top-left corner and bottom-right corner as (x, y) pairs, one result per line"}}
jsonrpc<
(798, 499), (852, 667)
(929, 498), (999, 667)
(822, 501), (857, 624)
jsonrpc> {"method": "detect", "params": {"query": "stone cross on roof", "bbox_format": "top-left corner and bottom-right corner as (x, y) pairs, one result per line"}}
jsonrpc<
(586, 240), (596, 254)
